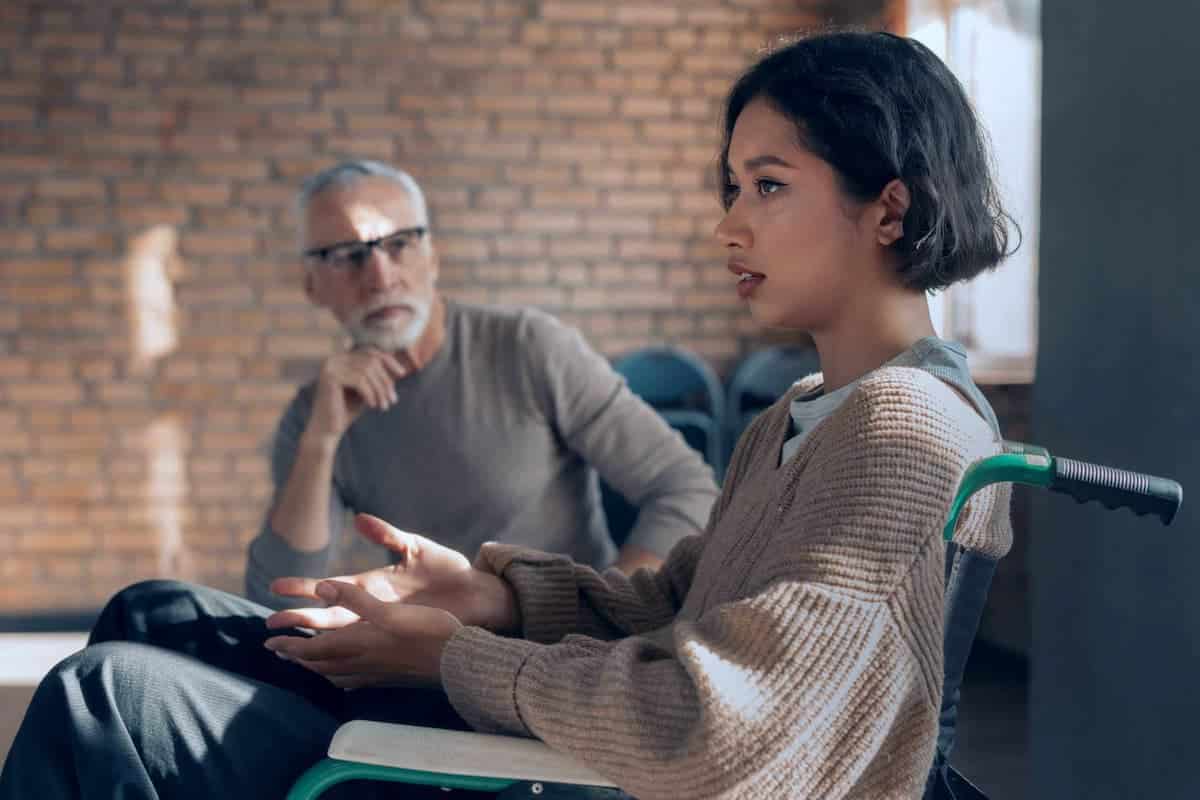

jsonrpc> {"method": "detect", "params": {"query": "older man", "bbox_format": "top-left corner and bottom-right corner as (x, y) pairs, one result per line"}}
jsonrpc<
(245, 160), (718, 606)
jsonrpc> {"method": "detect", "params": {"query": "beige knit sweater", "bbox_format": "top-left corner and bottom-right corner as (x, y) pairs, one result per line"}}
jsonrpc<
(441, 367), (1012, 799)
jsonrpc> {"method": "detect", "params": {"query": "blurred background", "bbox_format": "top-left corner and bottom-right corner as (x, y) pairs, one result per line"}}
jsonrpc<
(1, 1), (1197, 798)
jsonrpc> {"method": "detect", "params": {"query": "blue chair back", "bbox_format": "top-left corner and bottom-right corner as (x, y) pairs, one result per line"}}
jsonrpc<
(602, 347), (724, 546)
(612, 346), (723, 471)
(613, 346), (724, 418)
(726, 345), (820, 450)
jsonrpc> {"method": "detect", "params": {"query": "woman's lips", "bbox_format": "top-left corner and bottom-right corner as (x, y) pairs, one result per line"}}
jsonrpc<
(728, 261), (765, 299)
(736, 274), (765, 298)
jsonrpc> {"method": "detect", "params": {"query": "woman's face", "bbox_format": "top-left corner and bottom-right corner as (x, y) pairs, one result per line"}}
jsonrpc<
(715, 98), (880, 332)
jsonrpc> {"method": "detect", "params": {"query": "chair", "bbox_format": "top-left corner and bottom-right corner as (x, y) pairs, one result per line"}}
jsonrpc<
(725, 345), (820, 460)
(613, 345), (724, 469)
(287, 444), (1183, 800)
(600, 347), (725, 546)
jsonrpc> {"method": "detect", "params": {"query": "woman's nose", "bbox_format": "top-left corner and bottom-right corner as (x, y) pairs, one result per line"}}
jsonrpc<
(714, 207), (751, 250)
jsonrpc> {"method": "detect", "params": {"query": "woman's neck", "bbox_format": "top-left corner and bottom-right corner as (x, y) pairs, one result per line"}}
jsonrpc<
(812, 288), (937, 393)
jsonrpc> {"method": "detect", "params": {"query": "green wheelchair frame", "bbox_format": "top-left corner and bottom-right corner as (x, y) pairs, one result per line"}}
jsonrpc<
(287, 443), (1183, 800)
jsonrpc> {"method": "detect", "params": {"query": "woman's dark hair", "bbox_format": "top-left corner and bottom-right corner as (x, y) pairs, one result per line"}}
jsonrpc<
(719, 30), (1018, 291)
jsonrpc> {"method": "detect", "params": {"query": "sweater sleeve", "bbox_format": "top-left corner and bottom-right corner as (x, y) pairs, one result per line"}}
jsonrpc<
(441, 370), (994, 799)
(518, 310), (719, 558)
(471, 535), (704, 643)
(441, 572), (936, 799)
(468, 408), (774, 644)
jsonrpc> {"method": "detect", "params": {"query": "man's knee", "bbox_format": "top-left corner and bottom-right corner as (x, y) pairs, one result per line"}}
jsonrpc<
(91, 579), (205, 645)
(34, 642), (160, 714)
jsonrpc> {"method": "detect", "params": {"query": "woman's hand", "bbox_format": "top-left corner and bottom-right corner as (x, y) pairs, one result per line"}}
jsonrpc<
(266, 513), (520, 634)
(264, 580), (461, 690)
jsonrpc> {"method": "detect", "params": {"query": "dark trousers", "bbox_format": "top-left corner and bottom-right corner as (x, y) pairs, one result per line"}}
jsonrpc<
(0, 580), (481, 799)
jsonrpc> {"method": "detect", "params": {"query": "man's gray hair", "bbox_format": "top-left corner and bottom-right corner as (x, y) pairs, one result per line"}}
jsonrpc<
(296, 159), (429, 228)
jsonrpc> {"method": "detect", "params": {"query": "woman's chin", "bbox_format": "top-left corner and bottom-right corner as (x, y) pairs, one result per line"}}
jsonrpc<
(746, 301), (802, 331)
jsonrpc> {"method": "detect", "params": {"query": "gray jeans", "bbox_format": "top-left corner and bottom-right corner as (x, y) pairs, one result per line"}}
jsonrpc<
(0, 580), (490, 799)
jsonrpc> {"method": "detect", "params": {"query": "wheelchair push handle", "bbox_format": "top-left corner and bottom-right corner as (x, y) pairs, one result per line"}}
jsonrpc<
(1050, 457), (1183, 526)
(944, 443), (1184, 541)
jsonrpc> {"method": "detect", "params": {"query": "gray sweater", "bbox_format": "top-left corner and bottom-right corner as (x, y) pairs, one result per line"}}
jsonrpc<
(245, 301), (719, 607)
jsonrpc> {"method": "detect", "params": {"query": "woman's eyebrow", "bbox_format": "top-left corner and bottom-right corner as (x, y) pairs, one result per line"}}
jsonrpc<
(743, 154), (795, 171)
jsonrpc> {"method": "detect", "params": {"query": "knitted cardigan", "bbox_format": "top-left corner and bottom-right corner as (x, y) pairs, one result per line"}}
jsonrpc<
(440, 366), (1013, 799)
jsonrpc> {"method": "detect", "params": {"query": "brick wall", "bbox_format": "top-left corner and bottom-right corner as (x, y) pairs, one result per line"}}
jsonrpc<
(1, 0), (907, 614)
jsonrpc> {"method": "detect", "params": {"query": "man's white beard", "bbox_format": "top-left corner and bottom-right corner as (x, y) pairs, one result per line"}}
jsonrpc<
(344, 297), (432, 352)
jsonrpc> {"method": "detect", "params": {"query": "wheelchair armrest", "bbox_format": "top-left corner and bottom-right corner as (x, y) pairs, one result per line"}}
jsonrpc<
(327, 721), (618, 788)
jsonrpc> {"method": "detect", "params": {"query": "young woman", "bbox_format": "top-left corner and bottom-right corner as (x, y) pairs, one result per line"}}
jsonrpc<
(0, 30), (1013, 800)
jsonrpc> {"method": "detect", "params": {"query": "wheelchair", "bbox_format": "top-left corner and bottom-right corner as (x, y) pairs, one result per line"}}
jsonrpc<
(288, 442), (1183, 800)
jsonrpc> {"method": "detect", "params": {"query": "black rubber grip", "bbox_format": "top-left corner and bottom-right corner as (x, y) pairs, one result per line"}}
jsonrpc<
(1050, 457), (1183, 526)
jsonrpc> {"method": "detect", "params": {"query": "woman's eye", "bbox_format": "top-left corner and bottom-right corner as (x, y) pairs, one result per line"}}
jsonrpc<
(756, 179), (783, 196)
(721, 183), (740, 207)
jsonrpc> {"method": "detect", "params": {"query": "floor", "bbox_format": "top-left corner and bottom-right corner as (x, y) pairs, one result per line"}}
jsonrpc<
(0, 635), (1029, 795)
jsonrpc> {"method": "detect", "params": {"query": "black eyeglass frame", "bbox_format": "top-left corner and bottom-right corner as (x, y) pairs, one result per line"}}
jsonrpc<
(302, 226), (429, 272)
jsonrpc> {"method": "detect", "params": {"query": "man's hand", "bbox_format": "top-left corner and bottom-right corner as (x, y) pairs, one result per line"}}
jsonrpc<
(265, 580), (461, 690)
(267, 513), (521, 634)
(305, 348), (409, 442)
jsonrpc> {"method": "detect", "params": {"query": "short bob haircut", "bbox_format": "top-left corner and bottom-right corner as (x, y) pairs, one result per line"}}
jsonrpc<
(719, 30), (1017, 292)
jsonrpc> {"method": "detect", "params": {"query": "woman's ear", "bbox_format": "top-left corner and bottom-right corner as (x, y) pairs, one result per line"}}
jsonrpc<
(875, 178), (910, 247)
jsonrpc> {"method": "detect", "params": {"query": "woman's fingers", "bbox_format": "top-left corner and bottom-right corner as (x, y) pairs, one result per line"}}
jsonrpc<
(265, 624), (373, 662)
(294, 656), (366, 677)
(265, 605), (360, 631)
(315, 580), (393, 626)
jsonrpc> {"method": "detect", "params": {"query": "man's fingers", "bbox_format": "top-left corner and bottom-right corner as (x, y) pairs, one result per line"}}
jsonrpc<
(269, 576), (322, 599)
(369, 360), (398, 406)
(352, 373), (384, 409)
(379, 351), (409, 381)
(271, 573), (359, 600)
(355, 513), (419, 560)
(364, 361), (394, 408)
(265, 606), (360, 631)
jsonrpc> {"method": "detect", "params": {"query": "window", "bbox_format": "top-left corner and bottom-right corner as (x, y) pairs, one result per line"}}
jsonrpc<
(909, 0), (1041, 384)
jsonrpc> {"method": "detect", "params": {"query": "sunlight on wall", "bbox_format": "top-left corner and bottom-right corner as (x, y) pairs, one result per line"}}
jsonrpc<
(122, 226), (193, 579)
(124, 225), (182, 373)
(144, 414), (194, 579)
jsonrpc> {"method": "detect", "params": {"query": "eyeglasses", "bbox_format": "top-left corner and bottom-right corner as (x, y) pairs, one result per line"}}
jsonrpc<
(303, 226), (428, 275)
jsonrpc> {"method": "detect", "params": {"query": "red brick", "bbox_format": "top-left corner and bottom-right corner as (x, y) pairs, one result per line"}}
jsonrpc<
(182, 232), (258, 257)
(493, 236), (546, 258)
(504, 164), (572, 185)
(615, 6), (680, 26)
(0, 230), (37, 251)
(438, 211), (507, 233)
(0, 105), (36, 123)
(542, 2), (611, 22)
(685, 7), (746, 26)
(512, 211), (581, 234)
(583, 214), (654, 235)
(531, 188), (600, 209)
(38, 178), (107, 201)
(7, 381), (85, 406)
(613, 50), (677, 70)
